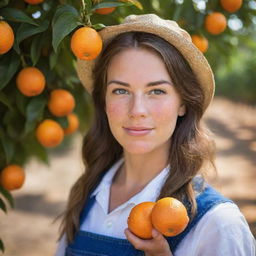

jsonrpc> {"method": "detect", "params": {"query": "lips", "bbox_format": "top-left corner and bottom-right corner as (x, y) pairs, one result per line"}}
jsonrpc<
(123, 126), (153, 136)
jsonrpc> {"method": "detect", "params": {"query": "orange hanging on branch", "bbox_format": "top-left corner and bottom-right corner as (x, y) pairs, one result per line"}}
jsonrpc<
(220, 0), (243, 13)
(16, 67), (46, 97)
(95, 7), (116, 15)
(191, 35), (209, 53)
(205, 12), (227, 35)
(71, 27), (103, 61)
(0, 165), (25, 191)
(24, 0), (44, 5)
(47, 89), (75, 117)
(36, 119), (64, 148)
(64, 113), (80, 135)
(0, 21), (14, 55)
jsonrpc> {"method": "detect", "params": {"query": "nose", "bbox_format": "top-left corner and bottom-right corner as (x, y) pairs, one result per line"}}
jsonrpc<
(128, 94), (148, 118)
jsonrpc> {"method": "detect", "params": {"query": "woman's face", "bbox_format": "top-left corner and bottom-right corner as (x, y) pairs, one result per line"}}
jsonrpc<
(105, 48), (186, 155)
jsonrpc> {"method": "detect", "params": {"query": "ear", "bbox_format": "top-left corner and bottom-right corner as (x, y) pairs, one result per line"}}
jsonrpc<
(178, 103), (186, 117)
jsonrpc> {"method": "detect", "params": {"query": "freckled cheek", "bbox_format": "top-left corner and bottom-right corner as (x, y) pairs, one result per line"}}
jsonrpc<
(151, 102), (179, 127)
(105, 101), (126, 122)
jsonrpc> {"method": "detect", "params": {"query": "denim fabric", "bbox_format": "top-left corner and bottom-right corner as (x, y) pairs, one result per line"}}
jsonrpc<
(166, 184), (233, 252)
(65, 177), (233, 256)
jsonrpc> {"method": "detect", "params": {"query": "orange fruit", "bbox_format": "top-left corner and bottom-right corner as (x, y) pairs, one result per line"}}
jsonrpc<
(48, 89), (75, 117)
(151, 197), (189, 237)
(220, 0), (242, 13)
(0, 21), (14, 55)
(127, 202), (156, 239)
(95, 7), (116, 15)
(16, 67), (46, 97)
(24, 0), (44, 4)
(205, 12), (227, 35)
(64, 113), (80, 135)
(191, 35), (209, 53)
(0, 165), (25, 191)
(71, 27), (103, 60)
(36, 119), (64, 147)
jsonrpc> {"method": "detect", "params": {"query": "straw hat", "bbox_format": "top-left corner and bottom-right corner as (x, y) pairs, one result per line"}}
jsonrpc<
(76, 13), (215, 111)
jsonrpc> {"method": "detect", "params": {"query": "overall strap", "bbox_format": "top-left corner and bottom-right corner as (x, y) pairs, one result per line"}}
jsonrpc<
(166, 184), (234, 252)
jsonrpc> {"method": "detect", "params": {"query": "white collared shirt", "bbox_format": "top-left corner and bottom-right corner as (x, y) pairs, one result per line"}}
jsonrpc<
(55, 159), (256, 256)
(81, 158), (170, 237)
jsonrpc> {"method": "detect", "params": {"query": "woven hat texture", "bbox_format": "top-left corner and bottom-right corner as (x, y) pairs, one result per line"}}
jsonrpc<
(76, 13), (215, 111)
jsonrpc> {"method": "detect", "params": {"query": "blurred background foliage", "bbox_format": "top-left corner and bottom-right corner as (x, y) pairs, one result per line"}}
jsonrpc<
(0, 0), (255, 251)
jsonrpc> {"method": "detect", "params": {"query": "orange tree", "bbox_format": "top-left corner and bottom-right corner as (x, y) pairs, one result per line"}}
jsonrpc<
(0, 0), (255, 251)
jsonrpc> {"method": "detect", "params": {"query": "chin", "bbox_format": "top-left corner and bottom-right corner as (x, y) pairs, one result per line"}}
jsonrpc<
(122, 142), (155, 155)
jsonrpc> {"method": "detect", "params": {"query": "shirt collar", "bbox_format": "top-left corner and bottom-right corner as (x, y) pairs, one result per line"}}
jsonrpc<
(123, 164), (170, 205)
(90, 159), (170, 202)
(90, 158), (124, 197)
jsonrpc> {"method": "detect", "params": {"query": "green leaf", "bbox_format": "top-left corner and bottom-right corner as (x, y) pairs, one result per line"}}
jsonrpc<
(0, 91), (13, 110)
(92, 2), (130, 10)
(0, 127), (15, 164)
(0, 7), (38, 25)
(52, 5), (79, 52)
(49, 49), (60, 70)
(13, 19), (50, 53)
(22, 134), (49, 164)
(24, 95), (47, 135)
(4, 110), (25, 140)
(0, 198), (7, 213)
(0, 238), (4, 253)
(55, 116), (68, 129)
(118, 0), (143, 10)
(91, 23), (106, 30)
(31, 34), (45, 66)
(0, 186), (14, 208)
(0, 51), (21, 90)
(0, 0), (9, 8)
(15, 91), (29, 116)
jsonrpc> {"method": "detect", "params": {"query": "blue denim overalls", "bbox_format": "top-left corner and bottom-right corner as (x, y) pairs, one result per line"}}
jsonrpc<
(65, 177), (233, 256)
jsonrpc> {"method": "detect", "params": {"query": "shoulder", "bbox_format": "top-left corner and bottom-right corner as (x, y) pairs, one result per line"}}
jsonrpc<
(199, 202), (250, 230)
(176, 202), (256, 256)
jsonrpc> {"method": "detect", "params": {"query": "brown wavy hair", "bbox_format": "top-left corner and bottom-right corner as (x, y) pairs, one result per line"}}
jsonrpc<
(59, 32), (216, 243)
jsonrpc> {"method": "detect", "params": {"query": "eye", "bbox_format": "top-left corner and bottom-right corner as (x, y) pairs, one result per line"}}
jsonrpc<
(149, 89), (166, 95)
(112, 88), (128, 95)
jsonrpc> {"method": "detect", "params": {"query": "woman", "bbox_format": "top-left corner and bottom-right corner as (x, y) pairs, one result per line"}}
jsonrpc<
(56, 14), (255, 256)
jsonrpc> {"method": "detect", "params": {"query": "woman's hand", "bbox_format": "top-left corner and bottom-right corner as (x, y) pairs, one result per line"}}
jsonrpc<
(124, 228), (173, 256)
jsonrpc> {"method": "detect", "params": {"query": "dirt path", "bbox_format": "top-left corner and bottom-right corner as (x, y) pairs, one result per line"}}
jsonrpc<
(0, 97), (255, 256)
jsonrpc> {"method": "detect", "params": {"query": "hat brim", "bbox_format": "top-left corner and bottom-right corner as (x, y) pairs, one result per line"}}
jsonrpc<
(76, 14), (215, 111)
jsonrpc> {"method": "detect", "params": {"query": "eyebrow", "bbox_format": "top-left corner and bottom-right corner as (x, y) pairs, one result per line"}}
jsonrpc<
(107, 79), (173, 87)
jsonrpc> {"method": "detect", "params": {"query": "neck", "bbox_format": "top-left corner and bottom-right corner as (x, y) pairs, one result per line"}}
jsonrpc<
(115, 144), (170, 189)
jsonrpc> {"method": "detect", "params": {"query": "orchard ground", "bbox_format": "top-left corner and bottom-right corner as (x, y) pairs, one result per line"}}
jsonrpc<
(0, 96), (255, 256)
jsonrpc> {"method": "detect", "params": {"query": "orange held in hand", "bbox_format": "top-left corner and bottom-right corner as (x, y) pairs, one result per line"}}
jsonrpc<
(205, 12), (227, 35)
(48, 89), (75, 117)
(127, 197), (189, 239)
(0, 165), (25, 191)
(127, 202), (156, 239)
(0, 21), (14, 55)
(71, 27), (103, 61)
(36, 119), (64, 148)
(151, 197), (189, 237)
(16, 67), (46, 97)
